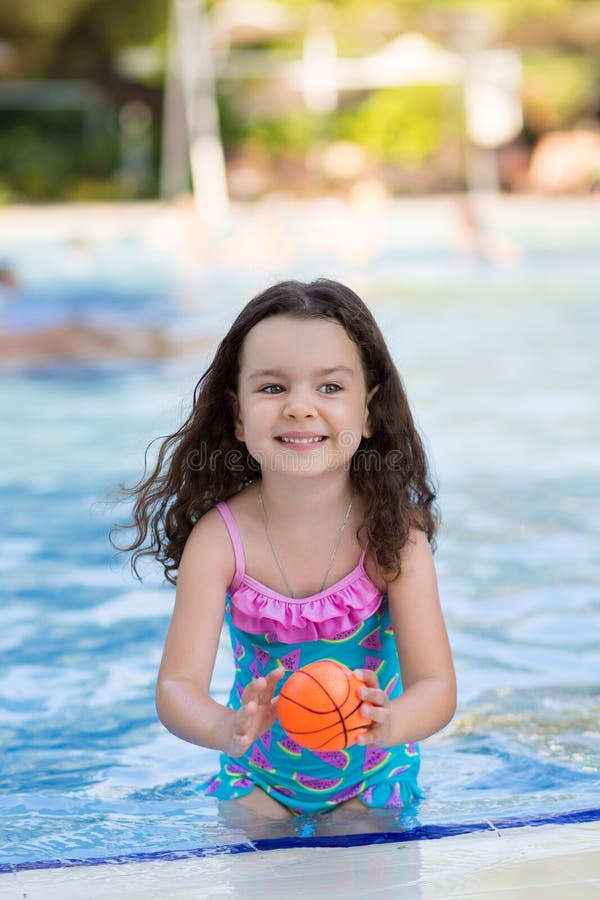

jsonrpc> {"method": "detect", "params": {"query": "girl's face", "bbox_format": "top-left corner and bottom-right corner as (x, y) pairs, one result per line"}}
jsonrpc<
(230, 315), (378, 477)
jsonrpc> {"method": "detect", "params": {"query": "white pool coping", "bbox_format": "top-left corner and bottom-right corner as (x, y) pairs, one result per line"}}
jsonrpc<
(2, 820), (599, 900)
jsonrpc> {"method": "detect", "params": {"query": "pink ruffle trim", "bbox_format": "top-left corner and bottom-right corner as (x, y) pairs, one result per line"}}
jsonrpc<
(230, 571), (383, 643)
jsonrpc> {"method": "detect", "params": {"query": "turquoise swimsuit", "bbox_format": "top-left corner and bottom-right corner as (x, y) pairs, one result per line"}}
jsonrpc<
(200, 501), (421, 815)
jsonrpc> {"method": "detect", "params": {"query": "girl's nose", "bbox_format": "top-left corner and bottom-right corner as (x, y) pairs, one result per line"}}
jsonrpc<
(283, 387), (317, 418)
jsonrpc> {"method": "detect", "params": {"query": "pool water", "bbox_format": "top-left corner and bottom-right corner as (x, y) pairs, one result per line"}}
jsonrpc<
(1, 204), (599, 866)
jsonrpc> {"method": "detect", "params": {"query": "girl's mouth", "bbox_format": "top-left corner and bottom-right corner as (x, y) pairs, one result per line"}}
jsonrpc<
(276, 435), (328, 446)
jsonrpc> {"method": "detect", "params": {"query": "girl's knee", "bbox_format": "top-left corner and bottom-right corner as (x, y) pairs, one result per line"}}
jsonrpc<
(337, 796), (368, 812)
(237, 787), (294, 820)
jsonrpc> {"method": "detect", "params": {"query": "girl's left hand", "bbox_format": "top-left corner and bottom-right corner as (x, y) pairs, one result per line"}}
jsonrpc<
(226, 667), (285, 757)
(354, 668), (393, 748)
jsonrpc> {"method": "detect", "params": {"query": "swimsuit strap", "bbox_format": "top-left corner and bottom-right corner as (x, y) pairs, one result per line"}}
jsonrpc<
(359, 541), (370, 566)
(215, 501), (246, 592)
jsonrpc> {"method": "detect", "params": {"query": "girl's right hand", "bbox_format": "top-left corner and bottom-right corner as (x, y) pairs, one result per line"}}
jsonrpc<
(226, 667), (285, 757)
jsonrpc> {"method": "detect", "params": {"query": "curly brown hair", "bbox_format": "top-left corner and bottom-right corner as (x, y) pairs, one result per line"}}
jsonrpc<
(114, 278), (439, 584)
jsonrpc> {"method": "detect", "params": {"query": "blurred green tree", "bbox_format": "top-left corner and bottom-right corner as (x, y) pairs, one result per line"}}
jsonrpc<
(337, 85), (462, 165)
(523, 51), (599, 133)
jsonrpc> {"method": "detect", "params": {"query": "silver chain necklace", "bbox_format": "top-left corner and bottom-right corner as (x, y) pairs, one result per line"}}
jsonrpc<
(257, 485), (353, 599)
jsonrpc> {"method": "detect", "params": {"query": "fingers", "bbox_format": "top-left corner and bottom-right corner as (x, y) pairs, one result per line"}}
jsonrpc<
(355, 705), (391, 747)
(230, 669), (285, 755)
(356, 727), (384, 747)
(228, 700), (257, 755)
(243, 667), (285, 705)
(359, 687), (388, 710)
(265, 666), (285, 692)
(355, 669), (387, 716)
(354, 667), (390, 746)
(354, 668), (379, 688)
(241, 676), (266, 704)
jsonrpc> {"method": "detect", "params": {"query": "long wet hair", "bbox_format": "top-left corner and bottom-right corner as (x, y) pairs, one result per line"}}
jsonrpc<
(115, 278), (438, 584)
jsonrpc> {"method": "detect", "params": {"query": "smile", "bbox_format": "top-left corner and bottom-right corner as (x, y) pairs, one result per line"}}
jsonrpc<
(277, 436), (327, 445)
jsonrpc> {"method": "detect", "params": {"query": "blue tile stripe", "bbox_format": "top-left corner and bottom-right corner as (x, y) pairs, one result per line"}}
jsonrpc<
(2, 807), (599, 875)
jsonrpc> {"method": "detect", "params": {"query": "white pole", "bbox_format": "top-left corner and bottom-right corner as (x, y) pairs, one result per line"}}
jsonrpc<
(302, 25), (338, 114)
(173, 0), (229, 232)
(160, 0), (190, 198)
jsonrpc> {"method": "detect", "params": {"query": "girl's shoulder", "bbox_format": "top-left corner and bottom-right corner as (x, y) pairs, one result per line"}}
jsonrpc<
(362, 528), (431, 593)
(185, 486), (261, 573)
(219, 484), (262, 533)
(182, 504), (237, 586)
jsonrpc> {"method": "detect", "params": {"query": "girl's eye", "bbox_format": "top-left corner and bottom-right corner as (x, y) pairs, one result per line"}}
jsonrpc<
(260, 385), (283, 394)
(319, 383), (342, 394)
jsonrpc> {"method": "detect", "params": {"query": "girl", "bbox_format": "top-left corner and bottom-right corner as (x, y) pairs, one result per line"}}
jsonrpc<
(122, 278), (456, 820)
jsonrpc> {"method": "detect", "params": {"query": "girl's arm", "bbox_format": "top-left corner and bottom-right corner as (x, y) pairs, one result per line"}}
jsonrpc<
(357, 529), (456, 748)
(155, 509), (283, 755)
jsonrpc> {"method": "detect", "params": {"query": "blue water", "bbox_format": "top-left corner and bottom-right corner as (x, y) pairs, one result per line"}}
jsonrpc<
(1, 203), (600, 866)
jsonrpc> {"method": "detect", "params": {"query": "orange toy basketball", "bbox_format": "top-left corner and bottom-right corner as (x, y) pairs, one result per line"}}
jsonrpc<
(277, 660), (371, 751)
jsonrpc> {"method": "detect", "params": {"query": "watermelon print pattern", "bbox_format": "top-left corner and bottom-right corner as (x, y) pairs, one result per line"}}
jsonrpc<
(385, 783), (404, 808)
(278, 647), (301, 671)
(327, 780), (366, 805)
(249, 660), (261, 679)
(360, 785), (374, 805)
(363, 655), (384, 674)
(385, 673), (400, 697)
(312, 749), (350, 770)
(248, 743), (276, 774)
(359, 626), (382, 650)
(267, 784), (295, 799)
(199, 593), (421, 814)
(224, 761), (249, 777)
(253, 645), (271, 668)
(321, 623), (363, 644)
(277, 736), (303, 757)
(293, 773), (343, 793)
(204, 777), (221, 795)
(363, 747), (392, 775)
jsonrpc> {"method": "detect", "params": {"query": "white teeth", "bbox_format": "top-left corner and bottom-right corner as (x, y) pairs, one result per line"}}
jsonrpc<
(280, 436), (324, 444)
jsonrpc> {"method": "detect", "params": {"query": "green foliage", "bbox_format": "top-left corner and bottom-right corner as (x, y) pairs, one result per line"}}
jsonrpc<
(336, 86), (463, 165)
(226, 84), (463, 170)
(523, 51), (599, 132)
(0, 0), (167, 42)
(0, 0), (92, 38)
(0, 0), (165, 201)
(0, 0), (167, 77)
(0, 108), (146, 202)
(0, 125), (74, 200)
(244, 109), (324, 156)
